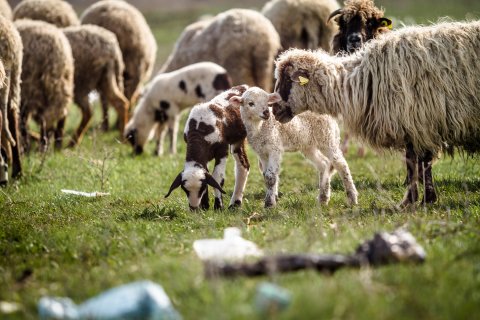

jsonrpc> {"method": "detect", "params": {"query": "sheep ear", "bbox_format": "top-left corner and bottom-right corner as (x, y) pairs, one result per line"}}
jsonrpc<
(205, 173), (226, 194)
(229, 96), (243, 107)
(327, 9), (343, 23)
(268, 92), (282, 104)
(378, 18), (393, 30)
(291, 69), (310, 86)
(165, 172), (183, 198)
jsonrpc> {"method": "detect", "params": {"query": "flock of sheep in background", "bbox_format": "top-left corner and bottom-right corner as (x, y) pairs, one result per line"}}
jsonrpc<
(0, 0), (478, 210)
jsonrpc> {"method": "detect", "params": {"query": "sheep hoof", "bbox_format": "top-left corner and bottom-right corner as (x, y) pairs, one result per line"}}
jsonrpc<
(264, 198), (276, 208)
(228, 200), (242, 210)
(422, 188), (438, 204)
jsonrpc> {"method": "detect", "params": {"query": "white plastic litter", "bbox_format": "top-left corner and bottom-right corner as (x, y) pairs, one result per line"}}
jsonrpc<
(61, 190), (110, 197)
(193, 227), (263, 262)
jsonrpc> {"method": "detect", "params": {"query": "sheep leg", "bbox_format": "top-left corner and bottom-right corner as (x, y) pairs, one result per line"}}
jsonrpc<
(200, 185), (210, 210)
(69, 95), (92, 147)
(168, 114), (180, 155)
(54, 116), (66, 151)
(0, 111), (6, 186)
(263, 154), (281, 208)
(39, 118), (48, 154)
(321, 146), (358, 205)
(7, 106), (22, 179)
(212, 146), (228, 210)
(401, 143), (419, 206)
(100, 94), (109, 132)
(419, 151), (437, 204)
(304, 149), (331, 205)
(229, 140), (250, 208)
(154, 124), (167, 156)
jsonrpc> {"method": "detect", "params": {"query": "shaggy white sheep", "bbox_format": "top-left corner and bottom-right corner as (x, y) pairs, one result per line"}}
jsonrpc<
(230, 87), (357, 207)
(124, 62), (232, 155)
(272, 21), (480, 205)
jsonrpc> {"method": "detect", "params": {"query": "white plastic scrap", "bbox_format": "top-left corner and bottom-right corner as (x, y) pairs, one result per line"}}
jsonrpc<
(61, 190), (110, 197)
(193, 227), (263, 262)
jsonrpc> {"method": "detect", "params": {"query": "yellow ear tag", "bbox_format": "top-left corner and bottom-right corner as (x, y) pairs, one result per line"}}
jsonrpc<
(298, 76), (309, 86)
(380, 19), (393, 30)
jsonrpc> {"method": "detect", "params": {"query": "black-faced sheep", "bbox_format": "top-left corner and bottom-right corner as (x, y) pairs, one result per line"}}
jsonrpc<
(81, 0), (157, 116)
(262, 0), (340, 51)
(63, 24), (129, 147)
(165, 86), (250, 211)
(0, 15), (23, 186)
(13, 0), (80, 27)
(0, 0), (12, 20)
(272, 21), (480, 206)
(328, 0), (391, 53)
(160, 9), (281, 92)
(15, 19), (74, 151)
(124, 62), (231, 156)
(231, 87), (357, 207)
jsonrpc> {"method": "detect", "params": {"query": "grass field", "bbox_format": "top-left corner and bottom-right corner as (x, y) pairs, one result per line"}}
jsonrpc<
(1, 1), (480, 319)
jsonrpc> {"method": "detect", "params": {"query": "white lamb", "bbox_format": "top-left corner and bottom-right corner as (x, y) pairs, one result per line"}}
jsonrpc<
(124, 62), (231, 155)
(230, 87), (358, 207)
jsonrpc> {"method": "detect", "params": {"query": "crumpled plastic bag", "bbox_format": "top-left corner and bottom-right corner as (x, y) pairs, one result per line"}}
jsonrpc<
(193, 227), (263, 262)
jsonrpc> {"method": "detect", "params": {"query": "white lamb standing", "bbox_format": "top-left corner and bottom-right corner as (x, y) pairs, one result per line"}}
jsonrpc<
(124, 62), (232, 155)
(230, 87), (358, 207)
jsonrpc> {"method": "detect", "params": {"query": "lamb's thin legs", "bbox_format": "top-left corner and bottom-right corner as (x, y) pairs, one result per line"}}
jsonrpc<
(8, 106), (22, 179)
(263, 153), (281, 208)
(320, 145), (358, 205)
(229, 141), (250, 208)
(212, 146), (228, 210)
(39, 118), (48, 153)
(200, 186), (209, 210)
(303, 148), (332, 205)
(419, 151), (437, 204)
(0, 111), (6, 186)
(402, 143), (419, 206)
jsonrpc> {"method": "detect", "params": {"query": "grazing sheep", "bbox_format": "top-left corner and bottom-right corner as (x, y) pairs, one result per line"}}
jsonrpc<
(230, 87), (357, 207)
(328, 0), (392, 53)
(165, 85), (250, 210)
(13, 0), (80, 27)
(15, 19), (74, 151)
(124, 62), (232, 156)
(63, 24), (129, 147)
(272, 21), (480, 205)
(160, 9), (281, 92)
(81, 0), (157, 129)
(0, 0), (12, 20)
(262, 0), (340, 51)
(0, 15), (23, 185)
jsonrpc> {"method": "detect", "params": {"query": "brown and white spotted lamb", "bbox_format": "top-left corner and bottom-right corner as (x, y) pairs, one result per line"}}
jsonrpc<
(165, 85), (250, 211)
(124, 62), (231, 156)
(328, 0), (392, 54)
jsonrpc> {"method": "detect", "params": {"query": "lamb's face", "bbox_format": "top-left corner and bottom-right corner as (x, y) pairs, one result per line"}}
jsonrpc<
(165, 162), (226, 211)
(231, 87), (281, 122)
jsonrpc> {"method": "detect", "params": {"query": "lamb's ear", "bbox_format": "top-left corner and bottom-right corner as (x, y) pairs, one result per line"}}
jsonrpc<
(165, 172), (183, 198)
(229, 96), (243, 107)
(268, 92), (282, 104)
(204, 173), (226, 194)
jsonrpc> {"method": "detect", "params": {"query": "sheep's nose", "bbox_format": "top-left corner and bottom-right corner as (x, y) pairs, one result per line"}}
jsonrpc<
(263, 109), (270, 119)
(189, 205), (199, 211)
(348, 34), (362, 47)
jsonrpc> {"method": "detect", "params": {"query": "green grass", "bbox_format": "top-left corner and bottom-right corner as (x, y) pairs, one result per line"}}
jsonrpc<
(2, 2), (480, 319)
